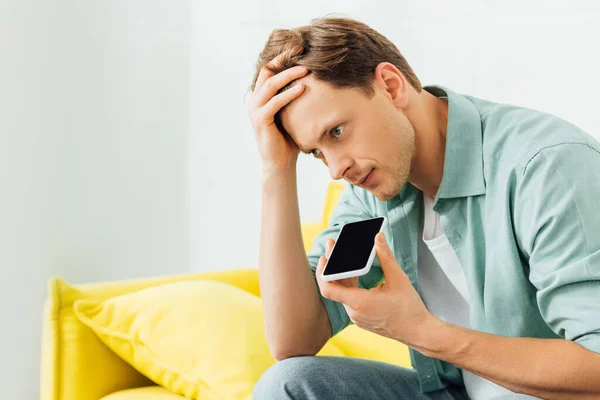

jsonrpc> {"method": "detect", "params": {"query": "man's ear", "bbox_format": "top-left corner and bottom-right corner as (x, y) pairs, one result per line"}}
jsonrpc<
(374, 62), (408, 109)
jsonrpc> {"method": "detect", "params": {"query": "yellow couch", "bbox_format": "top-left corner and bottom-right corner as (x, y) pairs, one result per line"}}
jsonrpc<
(40, 181), (411, 400)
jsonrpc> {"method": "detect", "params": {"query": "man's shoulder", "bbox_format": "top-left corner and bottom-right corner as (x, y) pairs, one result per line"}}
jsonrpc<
(465, 94), (600, 175)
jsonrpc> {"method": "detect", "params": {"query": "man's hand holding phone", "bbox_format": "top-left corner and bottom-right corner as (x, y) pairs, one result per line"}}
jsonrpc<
(315, 227), (436, 346)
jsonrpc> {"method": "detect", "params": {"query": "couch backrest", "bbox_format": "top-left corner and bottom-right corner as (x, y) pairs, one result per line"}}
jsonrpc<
(321, 181), (346, 226)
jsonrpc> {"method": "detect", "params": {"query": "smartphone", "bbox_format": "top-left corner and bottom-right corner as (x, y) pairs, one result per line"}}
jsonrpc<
(321, 216), (387, 282)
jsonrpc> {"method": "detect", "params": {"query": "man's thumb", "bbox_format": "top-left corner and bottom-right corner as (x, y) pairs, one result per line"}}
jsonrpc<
(375, 232), (397, 269)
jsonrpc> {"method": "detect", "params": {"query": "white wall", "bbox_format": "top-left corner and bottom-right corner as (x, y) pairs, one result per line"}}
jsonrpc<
(0, 1), (190, 398)
(190, 0), (600, 273)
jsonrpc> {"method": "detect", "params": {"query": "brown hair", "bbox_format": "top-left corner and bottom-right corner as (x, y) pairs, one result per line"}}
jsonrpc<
(249, 16), (422, 97)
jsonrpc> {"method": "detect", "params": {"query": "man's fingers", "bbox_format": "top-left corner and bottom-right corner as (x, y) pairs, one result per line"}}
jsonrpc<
(375, 232), (404, 281)
(325, 238), (335, 257)
(254, 48), (303, 92)
(255, 66), (308, 107)
(375, 232), (395, 260)
(338, 276), (358, 288)
(254, 53), (286, 92)
(315, 255), (327, 287)
(315, 239), (334, 285)
(321, 284), (368, 310)
(262, 82), (305, 118)
(315, 247), (344, 290)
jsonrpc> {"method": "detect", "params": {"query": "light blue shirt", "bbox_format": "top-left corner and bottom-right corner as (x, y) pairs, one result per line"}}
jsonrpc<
(307, 85), (600, 393)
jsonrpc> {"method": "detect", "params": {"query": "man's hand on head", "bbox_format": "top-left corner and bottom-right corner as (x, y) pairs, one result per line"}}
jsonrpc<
(248, 53), (309, 174)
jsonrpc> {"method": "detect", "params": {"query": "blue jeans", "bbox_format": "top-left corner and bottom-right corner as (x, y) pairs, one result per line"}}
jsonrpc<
(253, 356), (471, 400)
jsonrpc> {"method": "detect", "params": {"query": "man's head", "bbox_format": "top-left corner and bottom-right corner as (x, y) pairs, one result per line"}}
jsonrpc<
(250, 17), (423, 201)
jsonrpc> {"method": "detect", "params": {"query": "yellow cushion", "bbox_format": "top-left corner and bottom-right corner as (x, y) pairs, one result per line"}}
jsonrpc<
(73, 280), (345, 400)
(41, 269), (262, 400)
(101, 386), (185, 400)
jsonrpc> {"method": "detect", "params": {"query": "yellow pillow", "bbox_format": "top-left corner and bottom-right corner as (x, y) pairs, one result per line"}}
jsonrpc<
(73, 280), (345, 400)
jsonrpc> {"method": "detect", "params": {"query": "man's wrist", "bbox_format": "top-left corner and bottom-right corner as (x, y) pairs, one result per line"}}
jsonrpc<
(411, 316), (472, 363)
(261, 166), (297, 190)
(262, 164), (296, 180)
(398, 314), (456, 357)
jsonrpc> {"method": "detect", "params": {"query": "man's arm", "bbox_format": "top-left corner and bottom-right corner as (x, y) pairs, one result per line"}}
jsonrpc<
(409, 320), (600, 399)
(248, 53), (332, 360)
(259, 169), (332, 360)
(402, 143), (600, 399)
(260, 177), (383, 359)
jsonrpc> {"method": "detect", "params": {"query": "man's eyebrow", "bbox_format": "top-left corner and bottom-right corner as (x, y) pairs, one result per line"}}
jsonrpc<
(299, 119), (341, 154)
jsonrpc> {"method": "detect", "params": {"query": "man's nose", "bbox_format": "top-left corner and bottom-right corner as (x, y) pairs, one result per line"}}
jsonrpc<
(326, 152), (351, 181)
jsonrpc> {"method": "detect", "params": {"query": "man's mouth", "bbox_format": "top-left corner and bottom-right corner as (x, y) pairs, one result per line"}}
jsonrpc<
(359, 169), (375, 188)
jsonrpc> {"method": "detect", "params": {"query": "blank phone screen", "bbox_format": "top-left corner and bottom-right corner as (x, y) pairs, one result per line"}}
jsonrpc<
(323, 217), (385, 276)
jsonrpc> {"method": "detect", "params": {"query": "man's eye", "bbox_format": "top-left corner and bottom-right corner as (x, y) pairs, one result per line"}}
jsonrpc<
(331, 126), (344, 137)
(310, 148), (322, 157)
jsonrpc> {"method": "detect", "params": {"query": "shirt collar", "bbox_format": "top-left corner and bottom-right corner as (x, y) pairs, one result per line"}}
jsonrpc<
(423, 85), (486, 201)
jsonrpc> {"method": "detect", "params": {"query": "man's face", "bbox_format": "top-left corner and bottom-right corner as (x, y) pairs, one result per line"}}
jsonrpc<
(280, 75), (416, 201)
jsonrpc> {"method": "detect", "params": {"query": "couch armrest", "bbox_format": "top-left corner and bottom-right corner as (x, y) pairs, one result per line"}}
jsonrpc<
(40, 278), (155, 400)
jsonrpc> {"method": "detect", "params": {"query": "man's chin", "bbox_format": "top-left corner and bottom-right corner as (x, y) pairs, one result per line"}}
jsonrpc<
(368, 183), (404, 201)
(370, 189), (396, 202)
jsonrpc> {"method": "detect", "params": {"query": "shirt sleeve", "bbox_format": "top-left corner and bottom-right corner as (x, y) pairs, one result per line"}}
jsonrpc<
(514, 142), (600, 354)
(306, 184), (385, 337)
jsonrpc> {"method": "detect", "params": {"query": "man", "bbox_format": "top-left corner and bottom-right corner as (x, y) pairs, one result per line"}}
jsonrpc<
(247, 16), (600, 400)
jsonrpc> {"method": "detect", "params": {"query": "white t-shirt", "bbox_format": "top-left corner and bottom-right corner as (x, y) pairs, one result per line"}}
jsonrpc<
(418, 193), (539, 400)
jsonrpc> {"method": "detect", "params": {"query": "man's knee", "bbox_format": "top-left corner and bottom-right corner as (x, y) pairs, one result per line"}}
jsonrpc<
(252, 356), (323, 400)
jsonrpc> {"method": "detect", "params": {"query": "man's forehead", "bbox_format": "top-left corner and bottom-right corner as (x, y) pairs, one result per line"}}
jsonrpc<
(280, 77), (346, 139)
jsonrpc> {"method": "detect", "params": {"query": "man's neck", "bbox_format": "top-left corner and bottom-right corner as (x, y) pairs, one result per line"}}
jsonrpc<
(405, 90), (449, 199)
